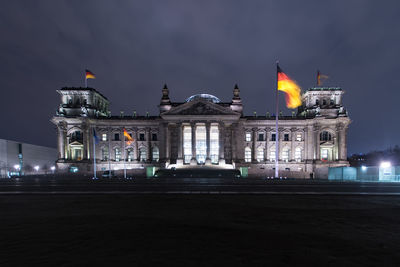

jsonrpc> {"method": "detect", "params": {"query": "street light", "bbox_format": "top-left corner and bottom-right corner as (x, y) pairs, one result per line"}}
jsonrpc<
(14, 164), (20, 170)
(50, 166), (56, 171)
(34, 166), (39, 171)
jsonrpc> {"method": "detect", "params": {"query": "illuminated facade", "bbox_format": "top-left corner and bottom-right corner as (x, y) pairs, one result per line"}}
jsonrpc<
(51, 84), (350, 178)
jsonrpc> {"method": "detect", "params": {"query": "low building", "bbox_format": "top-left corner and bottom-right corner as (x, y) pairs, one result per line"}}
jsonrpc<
(0, 139), (57, 177)
(51, 84), (350, 178)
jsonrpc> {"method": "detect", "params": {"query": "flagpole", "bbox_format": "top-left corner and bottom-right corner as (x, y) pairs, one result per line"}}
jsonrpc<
(275, 62), (279, 178)
(93, 128), (97, 179)
(85, 77), (87, 88)
(123, 129), (127, 179)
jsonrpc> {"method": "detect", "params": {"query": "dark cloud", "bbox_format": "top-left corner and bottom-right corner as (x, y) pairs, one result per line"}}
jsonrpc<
(1, 0), (399, 155)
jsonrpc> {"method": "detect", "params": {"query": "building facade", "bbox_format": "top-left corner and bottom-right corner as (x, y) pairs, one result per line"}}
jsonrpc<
(51, 84), (350, 178)
(0, 139), (57, 178)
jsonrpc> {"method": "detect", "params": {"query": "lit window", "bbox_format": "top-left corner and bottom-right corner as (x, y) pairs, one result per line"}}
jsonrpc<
(115, 148), (121, 161)
(102, 147), (108, 161)
(102, 133), (107, 141)
(183, 126), (192, 164)
(282, 148), (290, 162)
(127, 148), (134, 162)
(295, 147), (302, 162)
(296, 134), (302, 141)
(256, 147), (264, 162)
(210, 126), (219, 164)
(139, 147), (147, 162)
(245, 132), (251, 142)
(270, 148), (276, 162)
(152, 147), (159, 162)
(245, 147), (251, 162)
(321, 149), (329, 161)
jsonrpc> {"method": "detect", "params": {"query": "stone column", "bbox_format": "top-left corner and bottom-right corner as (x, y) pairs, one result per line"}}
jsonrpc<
(338, 124), (347, 161)
(291, 128), (296, 161)
(146, 128), (152, 162)
(190, 122), (197, 165)
(218, 122), (225, 164)
(252, 128), (257, 162)
(265, 128), (270, 161)
(206, 122), (211, 164)
(306, 125), (313, 161)
(83, 125), (89, 160)
(313, 125), (320, 160)
(133, 128), (138, 161)
(57, 125), (66, 159)
(177, 123), (183, 160)
(165, 124), (170, 162)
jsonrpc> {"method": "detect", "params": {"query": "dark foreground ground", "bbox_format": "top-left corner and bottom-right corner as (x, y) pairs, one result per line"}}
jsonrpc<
(1, 192), (400, 266)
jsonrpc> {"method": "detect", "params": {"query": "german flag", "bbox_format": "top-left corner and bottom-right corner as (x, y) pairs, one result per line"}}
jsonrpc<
(123, 128), (134, 145)
(317, 70), (329, 86)
(277, 65), (302, 109)
(85, 69), (96, 79)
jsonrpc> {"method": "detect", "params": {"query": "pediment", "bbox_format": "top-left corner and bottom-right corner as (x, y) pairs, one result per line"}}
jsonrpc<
(69, 141), (83, 146)
(163, 99), (239, 116)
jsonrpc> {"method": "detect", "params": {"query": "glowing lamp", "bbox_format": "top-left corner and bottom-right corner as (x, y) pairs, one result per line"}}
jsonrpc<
(50, 166), (56, 171)
(361, 166), (367, 171)
(34, 166), (40, 171)
(14, 164), (20, 170)
(380, 161), (391, 168)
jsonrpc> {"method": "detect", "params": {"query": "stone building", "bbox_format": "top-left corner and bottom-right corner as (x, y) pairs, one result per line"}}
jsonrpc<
(51, 84), (350, 178)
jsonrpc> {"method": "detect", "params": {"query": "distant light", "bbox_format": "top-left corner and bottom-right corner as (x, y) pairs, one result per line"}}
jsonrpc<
(380, 161), (391, 168)
(34, 166), (40, 171)
(14, 164), (20, 170)
(50, 166), (56, 171)
(361, 166), (367, 171)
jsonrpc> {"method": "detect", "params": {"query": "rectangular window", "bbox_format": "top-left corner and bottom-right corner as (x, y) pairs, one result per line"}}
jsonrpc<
(258, 133), (264, 141)
(114, 133), (120, 141)
(152, 133), (157, 141)
(102, 133), (107, 141)
(245, 148), (251, 162)
(284, 134), (289, 141)
(245, 132), (251, 142)
(139, 133), (145, 141)
(296, 134), (302, 141)
(271, 134), (276, 141)
(115, 148), (121, 161)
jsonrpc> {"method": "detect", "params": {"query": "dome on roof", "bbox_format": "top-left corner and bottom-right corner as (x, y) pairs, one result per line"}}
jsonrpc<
(185, 94), (221, 103)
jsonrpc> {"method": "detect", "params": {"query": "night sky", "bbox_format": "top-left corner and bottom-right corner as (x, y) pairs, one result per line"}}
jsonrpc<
(1, 0), (399, 155)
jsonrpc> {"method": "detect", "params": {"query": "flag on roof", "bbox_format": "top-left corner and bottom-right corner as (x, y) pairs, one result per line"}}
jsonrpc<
(317, 70), (329, 86)
(86, 69), (96, 79)
(277, 65), (302, 109)
(93, 129), (99, 144)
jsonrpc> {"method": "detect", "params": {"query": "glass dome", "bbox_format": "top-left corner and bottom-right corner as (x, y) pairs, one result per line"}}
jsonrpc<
(185, 94), (221, 103)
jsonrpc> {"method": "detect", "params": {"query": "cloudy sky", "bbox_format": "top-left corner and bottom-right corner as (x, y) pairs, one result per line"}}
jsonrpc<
(1, 0), (399, 155)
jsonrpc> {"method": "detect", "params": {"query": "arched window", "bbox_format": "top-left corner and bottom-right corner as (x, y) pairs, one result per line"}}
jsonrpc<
(102, 147), (109, 161)
(282, 147), (290, 162)
(295, 147), (302, 162)
(322, 99), (327, 105)
(320, 131), (332, 141)
(70, 131), (83, 143)
(244, 147), (251, 162)
(256, 147), (264, 162)
(139, 147), (147, 162)
(270, 147), (276, 162)
(127, 148), (134, 162)
(316, 99), (319, 105)
(152, 146), (159, 162)
(114, 148), (121, 161)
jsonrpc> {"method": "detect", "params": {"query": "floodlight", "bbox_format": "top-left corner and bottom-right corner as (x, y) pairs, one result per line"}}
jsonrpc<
(361, 166), (367, 171)
(50, 166), (56, 171)
(14, 165), (20, 170)
(34, 166), (40, 171)
(380, 161), (391, 168)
